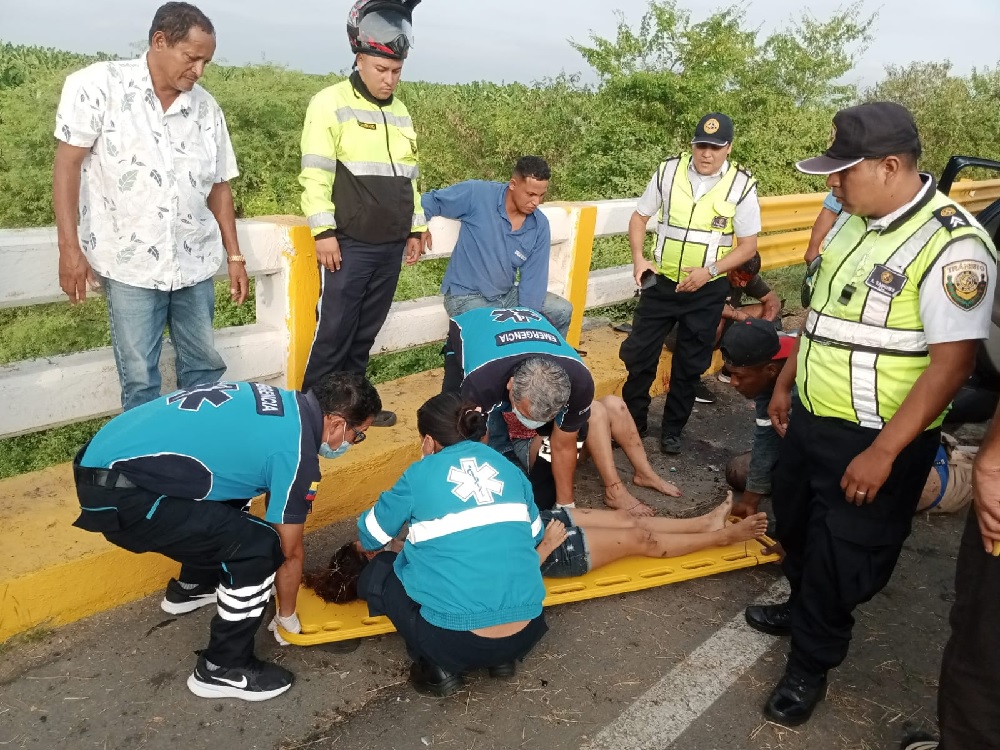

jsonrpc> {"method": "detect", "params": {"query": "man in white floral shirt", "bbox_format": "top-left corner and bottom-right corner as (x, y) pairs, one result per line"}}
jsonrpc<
(53, 2), (248, 411)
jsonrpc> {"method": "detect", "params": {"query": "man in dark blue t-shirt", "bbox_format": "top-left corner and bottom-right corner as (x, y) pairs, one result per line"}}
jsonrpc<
(72, 373), (380, 701)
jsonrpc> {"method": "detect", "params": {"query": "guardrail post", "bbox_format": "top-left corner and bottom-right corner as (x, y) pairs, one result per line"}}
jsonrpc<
(284, 225), (321, 390)
(563, 203), (598, 348)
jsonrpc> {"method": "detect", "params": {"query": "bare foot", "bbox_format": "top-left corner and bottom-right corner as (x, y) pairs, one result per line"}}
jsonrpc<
(706, 493), (735, 531)
(604, 481), (656, 517)
(632, 471), (682, 498)
(723, 512), (769, 544)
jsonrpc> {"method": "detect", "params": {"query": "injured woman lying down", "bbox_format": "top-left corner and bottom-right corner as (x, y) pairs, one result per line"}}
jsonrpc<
(305, 392), (767, 697)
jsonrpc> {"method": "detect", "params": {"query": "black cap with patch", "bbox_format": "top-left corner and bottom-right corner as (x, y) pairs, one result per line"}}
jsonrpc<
(720, 318), (794, 368)
(796, 101), (921, 175)
(692, 113), (734, 146)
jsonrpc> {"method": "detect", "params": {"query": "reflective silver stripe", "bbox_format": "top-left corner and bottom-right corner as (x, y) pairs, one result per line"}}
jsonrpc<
(301, 154), (338, 173)
(657, 225), (734, 246)
(218, 574), (275, 599)
(412, 212), (426, 227)
(335, 106), (413, 129)
(726, 169), (752, 203)
(364, 510), (393, 546)
(342, 160), (419, 180)
(704, 232), (725, 266)
(860, 217), (941, 327)
(850, 350), (883, 429)
(307, 212), (337, 230)
(755, 418), (772, 427)
(217, 605), (265, 622)
(804, 309), (927, 354)
(654, 159), (681, 264)
(217, 586), (271, 611)
(531, 515), (543, 537)
(407, 504), (533, 544)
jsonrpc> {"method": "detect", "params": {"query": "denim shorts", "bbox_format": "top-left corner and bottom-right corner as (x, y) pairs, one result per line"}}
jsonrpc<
(539, 507), (591, 577)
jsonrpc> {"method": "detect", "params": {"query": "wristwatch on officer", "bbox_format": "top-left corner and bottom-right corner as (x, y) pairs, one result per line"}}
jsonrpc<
(707, 263), (719, 277)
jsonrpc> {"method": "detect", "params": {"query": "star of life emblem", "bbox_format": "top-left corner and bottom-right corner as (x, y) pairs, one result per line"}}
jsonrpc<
(447, 458), (505, 506)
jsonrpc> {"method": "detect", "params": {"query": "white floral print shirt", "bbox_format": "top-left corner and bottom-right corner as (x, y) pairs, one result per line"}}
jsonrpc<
(55, 55), (239, 290)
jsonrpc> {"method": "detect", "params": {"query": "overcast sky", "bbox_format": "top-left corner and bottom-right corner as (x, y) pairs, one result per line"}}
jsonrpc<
(2, 0), (997, 86)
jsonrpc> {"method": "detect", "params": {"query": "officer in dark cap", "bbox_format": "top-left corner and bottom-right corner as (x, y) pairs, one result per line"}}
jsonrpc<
(747, 101), (998, 727)
(620, 112), (762, 454)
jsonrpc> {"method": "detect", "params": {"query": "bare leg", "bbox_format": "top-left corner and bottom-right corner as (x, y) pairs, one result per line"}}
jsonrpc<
(584, 511), (769, 569)
(585, 399), (656, 517)
(573, 494), (734, 534)
(598, 395), (682, 498)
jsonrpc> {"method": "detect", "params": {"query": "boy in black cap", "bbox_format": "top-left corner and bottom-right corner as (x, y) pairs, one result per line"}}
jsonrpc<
(620, 112), (761, 454)
(748, 101), (997, 728)
(719, 319), (795, 519)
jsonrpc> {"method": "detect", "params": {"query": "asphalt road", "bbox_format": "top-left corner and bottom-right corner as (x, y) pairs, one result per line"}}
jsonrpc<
(0, 382), (969, 750)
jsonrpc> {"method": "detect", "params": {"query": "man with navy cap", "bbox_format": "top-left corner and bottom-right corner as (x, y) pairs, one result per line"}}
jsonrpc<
(746, 101), (997, 727)
(718, 318), (795, 520)
(620, 112), (761, 454)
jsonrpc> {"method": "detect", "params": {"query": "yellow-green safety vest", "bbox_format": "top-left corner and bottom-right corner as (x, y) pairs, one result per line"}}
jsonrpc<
(798, 185), (997, 429)
(299, 74), (426, 244)
(652, 153), (757, 282)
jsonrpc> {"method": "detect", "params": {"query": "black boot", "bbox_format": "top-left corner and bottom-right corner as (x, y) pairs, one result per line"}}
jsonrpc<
(764, 670), (827, 726)
(409, 658), (462, 697)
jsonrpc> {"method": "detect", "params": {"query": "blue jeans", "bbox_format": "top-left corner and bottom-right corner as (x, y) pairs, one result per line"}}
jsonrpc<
(443, 288), (573, 338)
(104, 277), (226, 411)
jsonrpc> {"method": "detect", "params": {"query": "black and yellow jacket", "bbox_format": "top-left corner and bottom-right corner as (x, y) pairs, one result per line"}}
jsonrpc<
(299, 71), (426, 244)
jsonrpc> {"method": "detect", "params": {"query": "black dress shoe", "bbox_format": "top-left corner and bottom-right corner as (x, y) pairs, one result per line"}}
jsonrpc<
(409, 658), (463, 697)
(488, 661), (516, 679)
(372, 410), (397, 428)
(660, 434), (682, 454)
(745, 602), (792, 636)
(764, 671), (827, 726)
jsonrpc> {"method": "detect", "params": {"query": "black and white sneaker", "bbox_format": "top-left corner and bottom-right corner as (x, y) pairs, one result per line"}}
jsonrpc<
(160, 578), (217, 615)
(694, 382), (716, 404)
(187, 655), (294, 702)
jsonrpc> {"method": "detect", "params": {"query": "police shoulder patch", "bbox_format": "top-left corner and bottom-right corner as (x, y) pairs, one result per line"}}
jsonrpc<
(942, 260), (989, 310)
(933, 205), (969, 232)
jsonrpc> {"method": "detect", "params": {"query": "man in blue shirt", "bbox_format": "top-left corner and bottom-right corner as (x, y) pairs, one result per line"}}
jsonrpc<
(421, 156), (574, 337)
(71, 373), (380, 701)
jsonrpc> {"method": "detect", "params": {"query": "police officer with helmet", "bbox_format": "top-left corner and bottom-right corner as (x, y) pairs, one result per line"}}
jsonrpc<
(747, 101), (998, 726)
(299, 0), (426, 427)
(620, 113), (762, 454)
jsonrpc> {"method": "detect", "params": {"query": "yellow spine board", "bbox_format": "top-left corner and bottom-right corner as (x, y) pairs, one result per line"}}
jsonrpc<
(280, 533), (780, 646)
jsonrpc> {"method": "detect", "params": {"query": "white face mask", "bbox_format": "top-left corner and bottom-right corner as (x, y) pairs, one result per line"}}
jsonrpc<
(512, 402), (547, 430)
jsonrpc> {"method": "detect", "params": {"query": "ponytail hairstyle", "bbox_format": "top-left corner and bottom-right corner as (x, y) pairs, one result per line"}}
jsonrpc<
(416, 392), (488, 447)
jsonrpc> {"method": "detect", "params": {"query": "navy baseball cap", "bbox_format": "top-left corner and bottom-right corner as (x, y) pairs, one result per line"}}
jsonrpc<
(692, 113), (734, 146)
(797, 101), (921, 175)
(721, 319), (795, 368)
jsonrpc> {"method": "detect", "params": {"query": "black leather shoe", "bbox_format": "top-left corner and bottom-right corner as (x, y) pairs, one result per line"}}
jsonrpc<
(372, 410), (397, 428)
(488, 662), (517, 679)
(660, 434), (682, 454)
(745, 602), (792, 636)
(764, 671), (827, 726)
(409, 658), (463, 697)
(899, 729), (938, 750)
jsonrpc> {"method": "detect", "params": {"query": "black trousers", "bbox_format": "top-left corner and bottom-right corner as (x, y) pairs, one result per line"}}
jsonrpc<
(73, 468), (284, 668)
(938, 509), (1000, 749)
(620, 275), (729, 436)
(302, 235), (405, 391)
(358, 552), (548, 675)
(771, 399), (939, 678)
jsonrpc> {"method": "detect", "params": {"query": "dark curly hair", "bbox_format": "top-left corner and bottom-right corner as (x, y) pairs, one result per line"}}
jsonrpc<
(303, 542), (369, 604)
(310, 372), (382, 425)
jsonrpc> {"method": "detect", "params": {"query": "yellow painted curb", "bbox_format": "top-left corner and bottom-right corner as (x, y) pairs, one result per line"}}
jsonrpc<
(0, 326), (710, 643)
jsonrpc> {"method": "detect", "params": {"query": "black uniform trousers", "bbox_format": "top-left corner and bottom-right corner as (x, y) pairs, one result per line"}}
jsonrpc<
(301, 235), (406, 392)
(771, 398), (939, 679)
(358, 551), (548, 675)
(620, 274), (729, 436)
(73, 461), (284, 669)
(937, 508), (1000, 749)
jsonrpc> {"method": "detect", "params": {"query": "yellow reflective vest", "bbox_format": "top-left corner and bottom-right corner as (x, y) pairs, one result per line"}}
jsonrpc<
(652, 153), (756, 282)
(299, 72), (426, 244)
(798, 183), (997, 429)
